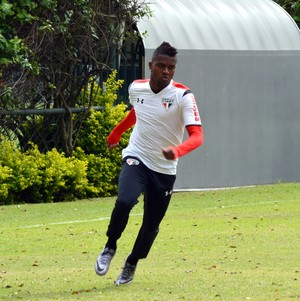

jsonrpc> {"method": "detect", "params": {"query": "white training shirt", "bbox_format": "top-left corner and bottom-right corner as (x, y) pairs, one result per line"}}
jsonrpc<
(122, 79), (202, 175)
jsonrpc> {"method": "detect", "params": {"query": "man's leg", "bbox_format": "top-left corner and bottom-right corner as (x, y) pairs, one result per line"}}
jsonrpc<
(95, 157), (146, 277)
(127, 171), (176, 262)
(106, 157), (147, 248)
(115, 171), (176, 284)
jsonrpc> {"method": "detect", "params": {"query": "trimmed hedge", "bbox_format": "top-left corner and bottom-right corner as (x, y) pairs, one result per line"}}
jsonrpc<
(0, 140), (90, 204)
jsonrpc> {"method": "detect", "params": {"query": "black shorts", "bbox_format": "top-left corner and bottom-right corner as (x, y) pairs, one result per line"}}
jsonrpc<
(117, 156), (176, 208)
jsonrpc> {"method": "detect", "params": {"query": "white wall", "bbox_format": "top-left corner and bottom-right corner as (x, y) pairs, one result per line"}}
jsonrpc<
(144, 49), (300, 189)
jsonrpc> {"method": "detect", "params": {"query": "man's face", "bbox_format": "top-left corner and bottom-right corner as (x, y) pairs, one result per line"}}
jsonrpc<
(149, 54), (177, 90)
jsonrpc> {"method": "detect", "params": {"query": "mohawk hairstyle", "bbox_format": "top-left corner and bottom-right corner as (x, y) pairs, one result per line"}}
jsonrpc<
(152, 42), (178, 60)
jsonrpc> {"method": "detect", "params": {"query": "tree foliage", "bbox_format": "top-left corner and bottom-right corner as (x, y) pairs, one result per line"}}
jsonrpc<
(1, 0), (298, 157)
(0, 0), (150, 155)
(274, 0), (300, 24)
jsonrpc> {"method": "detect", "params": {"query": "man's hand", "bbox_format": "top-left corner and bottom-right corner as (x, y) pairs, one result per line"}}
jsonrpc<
(162, 147), (175, 160)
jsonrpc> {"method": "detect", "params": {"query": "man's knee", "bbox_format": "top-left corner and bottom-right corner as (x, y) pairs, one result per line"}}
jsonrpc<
(115, 197), (138, 210)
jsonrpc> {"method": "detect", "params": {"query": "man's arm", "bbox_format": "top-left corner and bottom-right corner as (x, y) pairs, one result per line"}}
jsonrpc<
(107, 107), (136, 149)
(162, 125), (204, 160)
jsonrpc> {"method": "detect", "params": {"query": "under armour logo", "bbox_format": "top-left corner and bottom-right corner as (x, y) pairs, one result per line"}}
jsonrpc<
(165, 190), (173, 196)
(137, 98), (144, 104)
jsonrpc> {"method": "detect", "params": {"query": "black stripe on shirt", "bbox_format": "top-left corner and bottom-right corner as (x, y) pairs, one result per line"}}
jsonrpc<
(183, 90), (192, 97)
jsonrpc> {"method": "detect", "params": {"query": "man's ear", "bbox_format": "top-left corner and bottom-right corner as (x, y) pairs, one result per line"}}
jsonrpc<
(149, 61), (152, 71)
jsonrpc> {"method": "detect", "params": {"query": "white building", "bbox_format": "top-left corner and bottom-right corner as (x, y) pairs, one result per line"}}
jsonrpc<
(135, 0), (300, 189)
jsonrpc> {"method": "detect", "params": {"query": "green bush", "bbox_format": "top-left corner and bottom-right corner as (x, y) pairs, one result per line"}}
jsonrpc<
(0, 139), (40, 203)
(0, 71), (131, 203)
(74, 70), (132, 197)
(0, 164), (12, 200)
(73, 148), (118, 197)
(0, 139), (91, 204)
(28, 147), (90, 203)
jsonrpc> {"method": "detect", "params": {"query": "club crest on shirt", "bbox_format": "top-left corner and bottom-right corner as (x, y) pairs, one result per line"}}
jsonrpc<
(162, 98), (175, 111)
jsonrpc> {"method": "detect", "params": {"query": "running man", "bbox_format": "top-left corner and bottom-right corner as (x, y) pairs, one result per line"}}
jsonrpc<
(95, 41), (204, 285)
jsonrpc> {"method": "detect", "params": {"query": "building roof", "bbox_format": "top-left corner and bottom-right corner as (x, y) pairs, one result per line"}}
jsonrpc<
(137, 0), (300, 50)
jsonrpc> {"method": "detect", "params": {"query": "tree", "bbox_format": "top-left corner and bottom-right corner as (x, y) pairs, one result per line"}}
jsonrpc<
(274, 0), (300, 25)
(0, 0), (150, 155)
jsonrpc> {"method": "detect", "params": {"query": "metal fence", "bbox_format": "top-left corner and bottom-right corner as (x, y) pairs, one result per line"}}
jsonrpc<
(0, 106), (104, 153)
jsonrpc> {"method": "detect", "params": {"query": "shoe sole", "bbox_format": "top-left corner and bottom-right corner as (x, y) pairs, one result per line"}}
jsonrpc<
(114, 279), (133, 285)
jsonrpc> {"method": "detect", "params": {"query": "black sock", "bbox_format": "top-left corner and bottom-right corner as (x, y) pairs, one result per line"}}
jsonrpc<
(105, 238), (117, 251)
(126, 254), (139, 266)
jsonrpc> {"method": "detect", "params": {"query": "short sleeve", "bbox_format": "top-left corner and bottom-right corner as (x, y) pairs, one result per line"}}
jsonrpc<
(181, 92), (202, 126)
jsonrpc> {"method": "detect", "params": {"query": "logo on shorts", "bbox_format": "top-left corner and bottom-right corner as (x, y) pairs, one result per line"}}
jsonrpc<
(126, 158), (140, 166)
(162, 98), (175, 111)
(165, 190), (173, 196)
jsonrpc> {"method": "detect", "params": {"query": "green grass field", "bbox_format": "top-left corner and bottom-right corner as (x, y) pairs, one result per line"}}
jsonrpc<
(1, 183), (300, 301)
